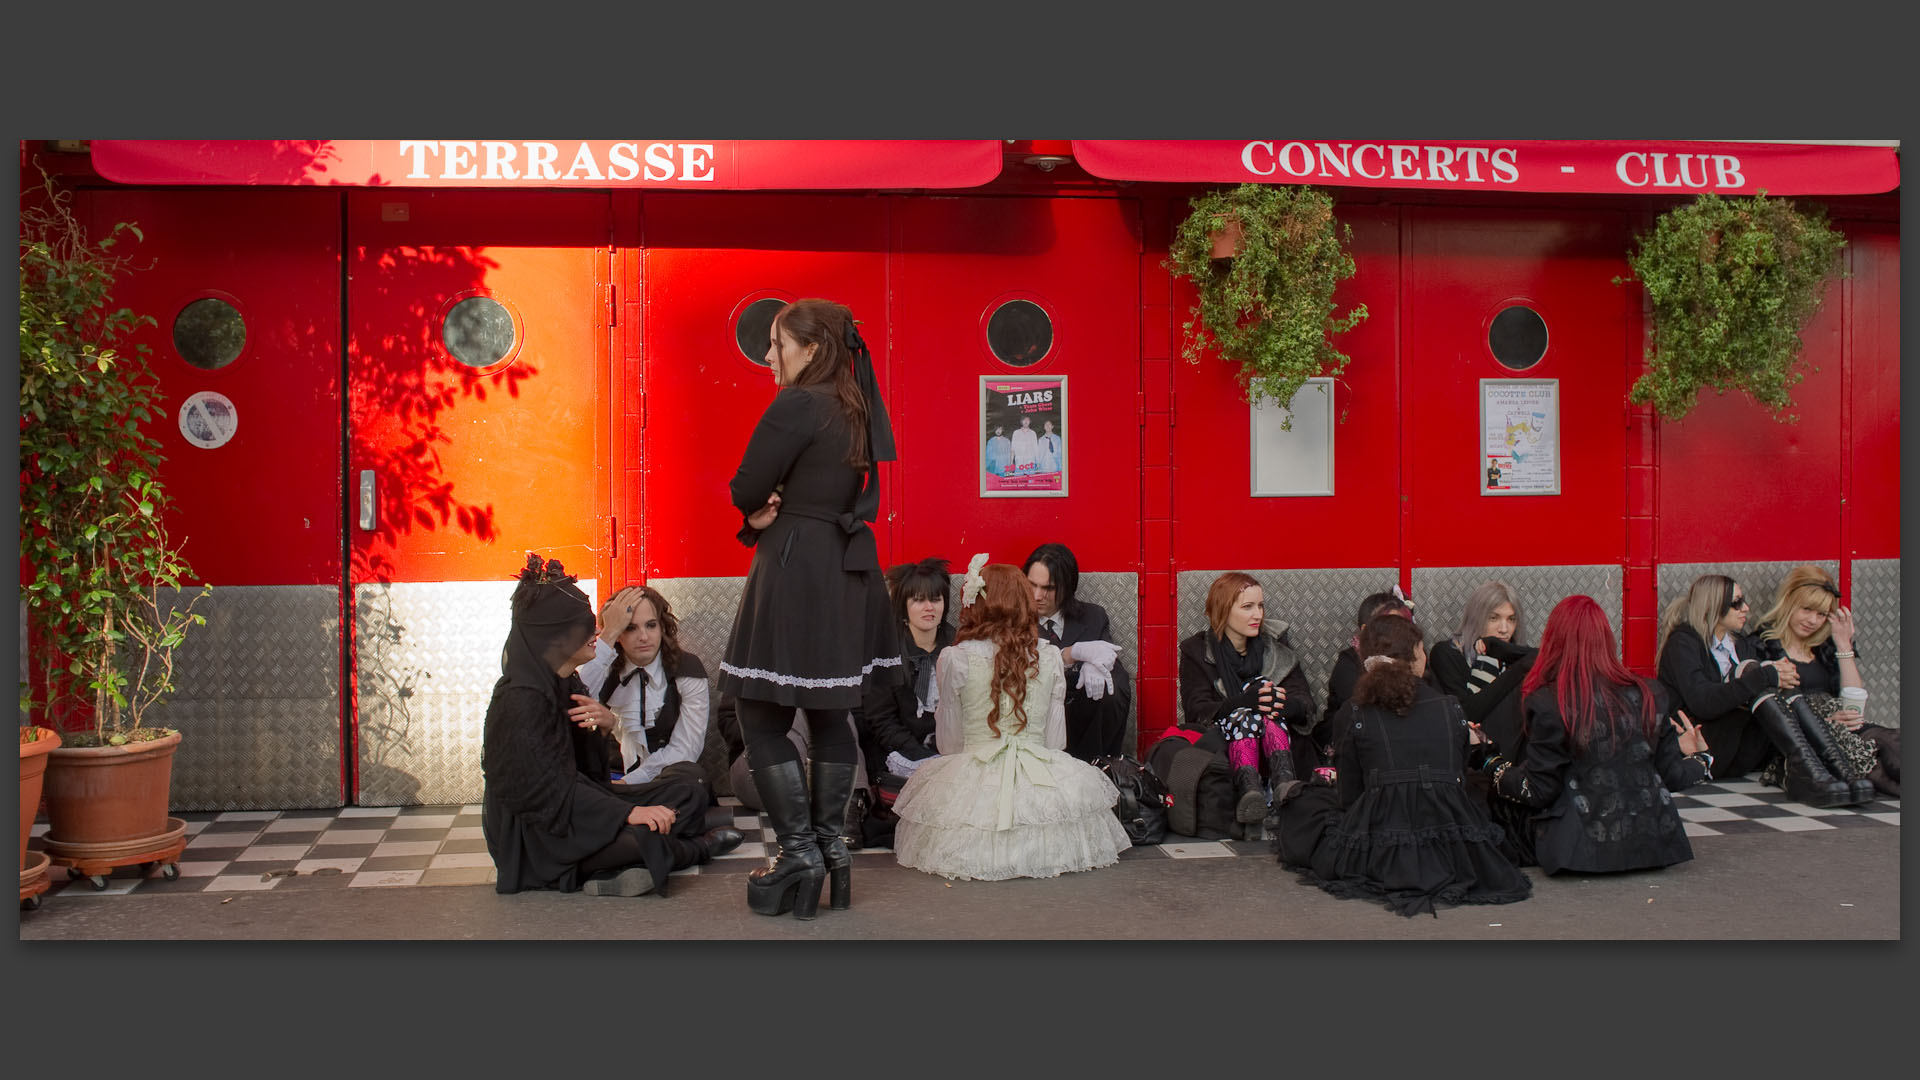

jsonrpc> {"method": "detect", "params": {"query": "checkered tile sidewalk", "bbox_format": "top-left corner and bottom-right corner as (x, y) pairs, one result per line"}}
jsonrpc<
(24, 781), (1899, 897)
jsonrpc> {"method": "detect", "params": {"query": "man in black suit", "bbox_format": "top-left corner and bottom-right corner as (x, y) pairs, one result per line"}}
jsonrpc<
(1022, 543), (1131, 762)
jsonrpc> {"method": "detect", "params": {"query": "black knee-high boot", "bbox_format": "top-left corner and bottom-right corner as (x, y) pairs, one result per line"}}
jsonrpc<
(1231, 765), (1266, 823)
(810, 760), (857, 911)
(744, 760), (827, 919)
(1786, 694), (1876, 805)
(1751, 692), (1855, 809)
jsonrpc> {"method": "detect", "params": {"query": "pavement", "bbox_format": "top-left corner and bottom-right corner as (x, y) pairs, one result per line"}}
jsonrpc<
(14, 780), (1901, 940)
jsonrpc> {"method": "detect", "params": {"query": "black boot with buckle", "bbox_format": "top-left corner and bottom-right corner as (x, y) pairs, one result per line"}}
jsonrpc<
(744, 759), (827, 919)
(810, 759), (858, 911)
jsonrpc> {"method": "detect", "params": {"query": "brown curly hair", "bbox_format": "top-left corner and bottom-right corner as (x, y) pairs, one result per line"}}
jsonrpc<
(1351, 614), (1424, 716)
(954, 563), (1040, 737)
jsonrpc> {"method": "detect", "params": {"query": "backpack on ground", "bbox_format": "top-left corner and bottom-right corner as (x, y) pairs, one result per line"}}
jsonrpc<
(1146, 731), (1238, 840)
(1089, 755), (1169, 846)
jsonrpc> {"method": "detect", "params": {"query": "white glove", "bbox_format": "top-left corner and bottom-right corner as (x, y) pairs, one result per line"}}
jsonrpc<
(1076, 658), (1116, 701)
(1068, 639), (1121, 670)
(887, 751), (929, 778)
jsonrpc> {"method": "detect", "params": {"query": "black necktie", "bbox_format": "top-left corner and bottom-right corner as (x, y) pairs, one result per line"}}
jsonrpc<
(1041, 619), (1061, 645)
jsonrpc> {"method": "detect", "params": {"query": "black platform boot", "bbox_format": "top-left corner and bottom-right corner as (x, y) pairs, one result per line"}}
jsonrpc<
(1232, 765), (1267, 823)
(810, 760), (858, 911)
(744, 760), (827, 919)
(1751, 693), (1855, 809)
(1786, 694), (1877, 806)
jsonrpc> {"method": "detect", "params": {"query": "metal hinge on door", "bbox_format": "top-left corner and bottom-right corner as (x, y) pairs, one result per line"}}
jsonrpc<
(609, 515), (619, 559)
(604, 284), (617, 327)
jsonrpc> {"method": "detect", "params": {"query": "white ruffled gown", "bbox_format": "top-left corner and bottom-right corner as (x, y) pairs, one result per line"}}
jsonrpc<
(892, 639), (1131, 880)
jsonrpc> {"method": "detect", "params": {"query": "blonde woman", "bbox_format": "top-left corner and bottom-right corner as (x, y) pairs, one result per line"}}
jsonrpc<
(1751, 566), (1897, 799)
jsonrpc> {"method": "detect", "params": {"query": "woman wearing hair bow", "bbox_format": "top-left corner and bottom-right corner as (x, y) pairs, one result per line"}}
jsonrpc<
(718, 298), (903, 920)
(890, 559), (1131, 881)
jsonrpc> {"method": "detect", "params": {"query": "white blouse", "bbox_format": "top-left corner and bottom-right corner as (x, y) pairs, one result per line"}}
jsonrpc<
(575, 639), (710, 785)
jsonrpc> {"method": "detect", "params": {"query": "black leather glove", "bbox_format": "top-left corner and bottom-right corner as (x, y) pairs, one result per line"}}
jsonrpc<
(1220, 682), (1264, 712)
(1481, 637), (1536, 665)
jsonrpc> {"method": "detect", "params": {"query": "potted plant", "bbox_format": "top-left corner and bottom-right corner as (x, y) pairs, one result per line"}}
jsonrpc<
(1617, 190), (1848, 422)
(1166, 182), (1368, 425)
(19, 166), (208, 885)
(19, 726), (61, 908)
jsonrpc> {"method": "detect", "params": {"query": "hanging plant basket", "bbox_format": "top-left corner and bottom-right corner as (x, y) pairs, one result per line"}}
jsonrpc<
(1167, 182), (1367, 425)
(1617, 190), (1848, 422)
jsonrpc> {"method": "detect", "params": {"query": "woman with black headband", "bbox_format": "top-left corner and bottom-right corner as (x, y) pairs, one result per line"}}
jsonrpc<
(719, 298), (901, 920)
(482, 555), (743, 898)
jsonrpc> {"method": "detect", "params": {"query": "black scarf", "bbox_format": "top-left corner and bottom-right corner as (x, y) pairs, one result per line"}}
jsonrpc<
(1211, 629), (1266, 692)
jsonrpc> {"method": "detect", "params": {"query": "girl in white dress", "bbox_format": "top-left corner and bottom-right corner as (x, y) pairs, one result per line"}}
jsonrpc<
(891, 558), (1131, 881)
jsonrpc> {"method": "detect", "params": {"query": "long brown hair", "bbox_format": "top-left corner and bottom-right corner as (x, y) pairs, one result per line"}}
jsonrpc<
(773, 298), (871, 469)
(604, 585), (682, 685)
(954, 563), (1040, 736)
(1352, 614), (1424, 716)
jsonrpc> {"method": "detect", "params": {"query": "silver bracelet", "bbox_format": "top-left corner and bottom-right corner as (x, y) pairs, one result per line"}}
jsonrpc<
(1834, 650), (1857, 660)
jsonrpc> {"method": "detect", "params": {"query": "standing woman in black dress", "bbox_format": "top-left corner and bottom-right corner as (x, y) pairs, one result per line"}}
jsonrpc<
(720, 298), (900, 920)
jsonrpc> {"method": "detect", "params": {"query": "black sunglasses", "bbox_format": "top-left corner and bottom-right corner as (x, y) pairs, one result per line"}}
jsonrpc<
(1728, 595), (1750, 610)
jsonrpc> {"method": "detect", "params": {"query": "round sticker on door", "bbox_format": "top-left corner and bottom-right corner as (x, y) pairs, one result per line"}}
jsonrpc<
(178, 390), (238, 449)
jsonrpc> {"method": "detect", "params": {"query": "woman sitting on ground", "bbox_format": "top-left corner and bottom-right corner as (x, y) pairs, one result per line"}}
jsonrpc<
(481, 555), (741, 898)
(1273, 612), (1531, 918)
(1323, 588), (1415, 739)
(1657, 573), (1865, 808)
(577, 585), (712, 795)
(1177, 571), (1321, 826)
(890, 560), (1131, 881)
(1427, 581), (1537, 758)
(1751, 566), (1898, 799)
(1475, 595), (1713, 874)
(858, 557), (956, 784)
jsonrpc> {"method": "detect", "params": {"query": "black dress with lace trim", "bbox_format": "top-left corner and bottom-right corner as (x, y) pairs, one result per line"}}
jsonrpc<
(1277, 683), (1532, 918)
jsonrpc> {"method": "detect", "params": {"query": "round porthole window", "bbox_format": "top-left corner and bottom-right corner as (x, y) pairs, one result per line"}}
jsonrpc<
(443, 295), (517, 369)
(987, 299), (1053, 367)
(1488, 305), (1548, 370)
(735, 297), (789, 366)
(172, 297), (246, 370)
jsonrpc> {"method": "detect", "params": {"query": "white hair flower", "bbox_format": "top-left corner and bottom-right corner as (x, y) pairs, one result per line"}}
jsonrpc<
(960, 552), (990, 608)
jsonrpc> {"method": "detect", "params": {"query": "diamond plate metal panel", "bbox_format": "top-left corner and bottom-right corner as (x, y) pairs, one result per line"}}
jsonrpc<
(649, 577), (748, 793)
(1178, 568), (1400, 721)
(1656, 560), (1838, 623)
(1077, 572), (1140, 746)
(1851, 559), (1899, 728)
(143, 586), (342, 810)
(1413, 565), (1621, 651)
(354, 578), (594, 807)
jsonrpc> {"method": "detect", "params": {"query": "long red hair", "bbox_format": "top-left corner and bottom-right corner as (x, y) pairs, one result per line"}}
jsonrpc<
(1521, 595), (1659, 752)
(954, 563), (1040, 736)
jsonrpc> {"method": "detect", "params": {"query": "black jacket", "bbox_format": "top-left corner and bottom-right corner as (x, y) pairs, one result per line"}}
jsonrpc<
(857, 622), (955, 768)
(1492, 683), (1708, 874)
(1177, 624), (1318, 740)
(1428, 637), (1537, 758)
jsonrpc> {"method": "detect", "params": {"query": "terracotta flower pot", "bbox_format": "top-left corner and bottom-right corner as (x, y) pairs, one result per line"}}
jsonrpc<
(19, 727), (62, 871)
(41, 730), (182, 848)
(1209, 215), (1246, 259)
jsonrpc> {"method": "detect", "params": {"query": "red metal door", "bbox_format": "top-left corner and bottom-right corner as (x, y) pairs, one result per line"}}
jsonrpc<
(347, 190), (612, 585)
(890, 196), (1143, 568)
(85, 188), (343, 586)
(631, 193), (892, 581)
(1404, 209), (1632, 570)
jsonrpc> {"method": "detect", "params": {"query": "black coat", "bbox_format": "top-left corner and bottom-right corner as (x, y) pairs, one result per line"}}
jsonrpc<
(481, 678), (633, 894)
(857, 622), (955, 769)
(1177, 625), (1321, 775)
(1492, 683), (1709, 874)
(1656, 623), (1778, 778)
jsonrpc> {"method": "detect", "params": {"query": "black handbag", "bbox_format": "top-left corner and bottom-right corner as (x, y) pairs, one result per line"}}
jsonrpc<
(1090, 754), (1170, 846)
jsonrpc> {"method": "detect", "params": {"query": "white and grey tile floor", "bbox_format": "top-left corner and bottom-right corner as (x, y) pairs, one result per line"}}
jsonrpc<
(24, 780), (1899, 897)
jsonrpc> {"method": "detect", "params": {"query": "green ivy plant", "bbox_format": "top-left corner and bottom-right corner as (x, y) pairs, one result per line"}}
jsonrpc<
(1166, 182), (1367, 424)
(19, 168), (208, 747)
(1618, 191), (1848, 422)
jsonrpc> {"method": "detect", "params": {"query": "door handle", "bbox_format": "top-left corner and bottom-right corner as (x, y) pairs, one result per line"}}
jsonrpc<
(358, 470), (376, 531)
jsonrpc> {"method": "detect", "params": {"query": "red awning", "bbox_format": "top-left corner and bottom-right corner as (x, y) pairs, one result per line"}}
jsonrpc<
(87, 140), (1005, 190)
(1072, 140), (1899, 196)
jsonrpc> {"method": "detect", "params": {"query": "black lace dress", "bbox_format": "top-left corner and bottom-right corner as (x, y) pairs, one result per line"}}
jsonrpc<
(1278, 683), (1531, 918)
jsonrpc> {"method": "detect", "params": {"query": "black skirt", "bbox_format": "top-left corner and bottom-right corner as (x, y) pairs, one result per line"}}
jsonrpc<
(718, 512), (900, 710)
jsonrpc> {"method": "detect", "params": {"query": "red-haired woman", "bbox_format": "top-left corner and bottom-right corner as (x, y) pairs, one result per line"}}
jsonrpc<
(1176, 571), (1320, 825)
(718, 299), (901, 920)
(890, 561), (1132, 881)
(1476, 596), (1713, 874)
(1274, 613), (1530, 918)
